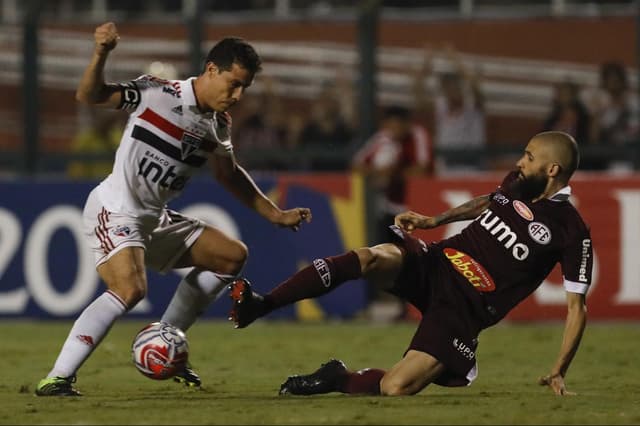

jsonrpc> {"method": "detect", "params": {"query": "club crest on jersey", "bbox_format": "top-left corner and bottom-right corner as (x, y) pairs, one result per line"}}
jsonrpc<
(528, 222), (552, 245)
(513, 200), (534, 221)
(112, 225), (131, 237)
(181, 132), (201, 160)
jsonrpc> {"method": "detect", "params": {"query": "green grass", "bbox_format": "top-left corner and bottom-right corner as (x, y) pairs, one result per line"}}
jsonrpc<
(1, 320), (639, 425)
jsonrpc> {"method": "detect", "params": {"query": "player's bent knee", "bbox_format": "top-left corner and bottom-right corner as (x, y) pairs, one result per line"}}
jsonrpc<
(116, 285), (146, 307)
(233, 240), (249, 264)
(355, 243), (402, 275)
(354, 246), (376, 272)
(221, 240), (248, 275)
(379, 378), (413, 397)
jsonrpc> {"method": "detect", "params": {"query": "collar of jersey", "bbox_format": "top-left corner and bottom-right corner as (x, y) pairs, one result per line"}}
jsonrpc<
(548, 185), (571, 202)
(180, 77), (214, 119)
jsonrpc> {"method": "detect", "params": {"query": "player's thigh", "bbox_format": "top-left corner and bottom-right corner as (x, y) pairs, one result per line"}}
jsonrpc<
(96, 246), (148, 306)
(356, 243), (404, 291)
(175, 225), (248, 274)
(380, 349), (446, 396)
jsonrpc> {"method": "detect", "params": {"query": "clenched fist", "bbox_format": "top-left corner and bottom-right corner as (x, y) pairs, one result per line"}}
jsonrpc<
(94, 22), (119, 54)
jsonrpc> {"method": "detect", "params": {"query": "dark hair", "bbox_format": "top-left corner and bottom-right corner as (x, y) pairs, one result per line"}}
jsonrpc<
(204, 37), (262, 76)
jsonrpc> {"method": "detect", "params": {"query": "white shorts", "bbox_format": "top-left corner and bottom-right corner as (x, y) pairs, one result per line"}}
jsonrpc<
(82, 188), (205, 274)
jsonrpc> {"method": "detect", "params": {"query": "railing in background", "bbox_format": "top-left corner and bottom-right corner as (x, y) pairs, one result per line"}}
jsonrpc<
(1, 0), (638, 24)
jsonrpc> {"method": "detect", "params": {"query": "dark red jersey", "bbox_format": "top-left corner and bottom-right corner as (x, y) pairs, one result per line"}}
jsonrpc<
(436, 171), (593, 326)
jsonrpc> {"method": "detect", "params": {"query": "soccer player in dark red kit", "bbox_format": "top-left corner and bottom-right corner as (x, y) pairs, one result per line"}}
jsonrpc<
(229, 131), (592, 397)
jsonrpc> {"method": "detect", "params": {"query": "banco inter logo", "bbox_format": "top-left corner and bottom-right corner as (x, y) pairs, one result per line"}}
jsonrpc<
(138, 155), (190, 191)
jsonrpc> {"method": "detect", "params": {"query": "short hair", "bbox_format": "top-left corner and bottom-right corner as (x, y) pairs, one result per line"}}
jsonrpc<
(203, 37), (262, 76)
(535, 131), (580, 180)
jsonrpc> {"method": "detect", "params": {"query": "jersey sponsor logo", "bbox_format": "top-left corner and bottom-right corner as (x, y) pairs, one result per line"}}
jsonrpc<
(171, 105), (183, 116)
(137, 157), (190, 191)
(452, 337), (476, 360)
(513, 200), (534, 221)
(313, 258), (331, 287)
(444, 248), (496, 292)
(493, 193), (510, 205)
(162, 85), (180, 97)
(528, 222), (552, 245)
(476, 209), (530, 260)
(579, 239), (591, 282)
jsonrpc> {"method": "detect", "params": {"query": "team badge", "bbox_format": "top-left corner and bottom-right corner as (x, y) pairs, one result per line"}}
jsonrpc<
(180, 132), (201, 160)
(112, 225), (131, 237)
(513, 200), (534, 221)
(528, 222), (552, 245)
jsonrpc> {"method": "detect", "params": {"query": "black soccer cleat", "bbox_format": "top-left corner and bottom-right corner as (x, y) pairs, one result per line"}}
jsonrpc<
(279, 359), (348, 396)
(228, 278), (266, 329)
(173, 364), (201, 387)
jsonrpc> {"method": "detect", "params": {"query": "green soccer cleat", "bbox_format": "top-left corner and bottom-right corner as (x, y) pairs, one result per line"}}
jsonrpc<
(35, 376), (82, 397)
(173, 365), (201, 387)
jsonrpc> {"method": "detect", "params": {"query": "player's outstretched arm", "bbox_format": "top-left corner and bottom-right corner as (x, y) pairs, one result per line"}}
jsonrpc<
(538, 291), (586, 396)
(209, 154), (311, 232)
(395, 194), (490, 233)
(76, 22), (123, 108)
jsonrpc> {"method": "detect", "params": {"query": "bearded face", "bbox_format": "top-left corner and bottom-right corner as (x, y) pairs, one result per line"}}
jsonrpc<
(508, 170), (549, 201)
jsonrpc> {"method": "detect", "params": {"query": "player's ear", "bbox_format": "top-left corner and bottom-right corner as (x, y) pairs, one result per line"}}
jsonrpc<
(205, 62), (219, 75)
(549, 162), (562, 177)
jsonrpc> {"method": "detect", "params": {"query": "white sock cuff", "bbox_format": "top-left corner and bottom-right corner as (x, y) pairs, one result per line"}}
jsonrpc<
(104, 290), (129, 313)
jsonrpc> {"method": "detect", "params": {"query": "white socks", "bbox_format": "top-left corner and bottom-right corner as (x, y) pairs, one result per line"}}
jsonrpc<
(48, 291), (128, 379)
(161, 268), (233, 331)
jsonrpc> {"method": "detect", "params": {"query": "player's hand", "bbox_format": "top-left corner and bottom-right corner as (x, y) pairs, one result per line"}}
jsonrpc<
(273, 208), (312, 232)
(394, 211), (436, 233)
(94, 22), (119, 54)
(538, 373), (576, 396)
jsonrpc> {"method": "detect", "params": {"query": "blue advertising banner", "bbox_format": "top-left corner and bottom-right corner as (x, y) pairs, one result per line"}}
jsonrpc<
(0, 174), (367, 320)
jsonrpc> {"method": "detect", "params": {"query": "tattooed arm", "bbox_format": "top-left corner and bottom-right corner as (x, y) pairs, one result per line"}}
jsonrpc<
(394, 194), (491, 232)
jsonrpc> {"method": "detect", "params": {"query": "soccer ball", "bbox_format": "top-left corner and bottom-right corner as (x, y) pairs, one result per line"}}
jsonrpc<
(131, 322), (189, 380)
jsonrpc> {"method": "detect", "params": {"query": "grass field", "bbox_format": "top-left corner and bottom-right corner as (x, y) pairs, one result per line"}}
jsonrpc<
(1, 319), (639, 425)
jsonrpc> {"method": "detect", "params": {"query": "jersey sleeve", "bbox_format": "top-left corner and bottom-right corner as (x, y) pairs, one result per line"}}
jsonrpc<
(560, 221), (593, 295)
(116, 74), (168, 113)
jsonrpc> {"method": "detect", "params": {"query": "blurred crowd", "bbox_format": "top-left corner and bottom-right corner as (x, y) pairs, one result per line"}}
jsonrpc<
(68, 47), (639, 181)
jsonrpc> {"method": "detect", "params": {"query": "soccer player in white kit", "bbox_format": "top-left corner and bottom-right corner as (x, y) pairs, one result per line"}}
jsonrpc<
(35, 22), (312, 396)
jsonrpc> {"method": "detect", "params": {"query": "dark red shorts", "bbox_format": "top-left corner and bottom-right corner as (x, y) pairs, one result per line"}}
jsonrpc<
(386, 225), (483, 387)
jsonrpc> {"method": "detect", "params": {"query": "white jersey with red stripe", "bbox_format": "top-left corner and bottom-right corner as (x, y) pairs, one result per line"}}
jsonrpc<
(96, 75), (232, 221)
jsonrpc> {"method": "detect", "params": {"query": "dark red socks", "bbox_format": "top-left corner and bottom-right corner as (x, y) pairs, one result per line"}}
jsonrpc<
(263, 250), (362, 312)
(339, 368), (386, 395)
